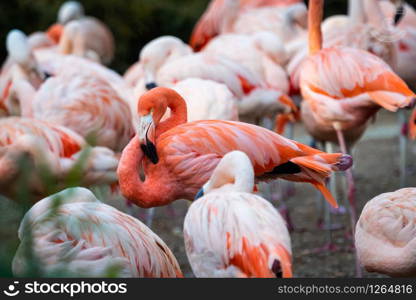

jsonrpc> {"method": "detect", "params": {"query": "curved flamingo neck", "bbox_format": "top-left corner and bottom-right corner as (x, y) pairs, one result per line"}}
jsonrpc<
(206, 152), (254, 194)
(117, 136), (175, 207)
(308, 0), (324, 55)
(155, 88), (187, 137)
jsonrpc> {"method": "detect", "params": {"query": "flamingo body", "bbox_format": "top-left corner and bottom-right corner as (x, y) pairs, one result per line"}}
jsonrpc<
(355, 188), (416, 277)
(184, 151), (292, 278)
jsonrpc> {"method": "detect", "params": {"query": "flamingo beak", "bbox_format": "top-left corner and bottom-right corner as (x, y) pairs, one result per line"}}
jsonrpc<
(194, 188), (204, 200)
(138, 114), (158, 164)
(145, 82), (158, 90)
(393, 0), (405, 26)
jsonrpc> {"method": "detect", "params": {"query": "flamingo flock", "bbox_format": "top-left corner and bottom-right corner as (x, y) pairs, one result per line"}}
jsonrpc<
(2, 0), (416, 278)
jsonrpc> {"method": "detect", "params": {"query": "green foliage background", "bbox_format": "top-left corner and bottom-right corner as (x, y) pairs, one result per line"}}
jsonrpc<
(0, 0), (358, 73)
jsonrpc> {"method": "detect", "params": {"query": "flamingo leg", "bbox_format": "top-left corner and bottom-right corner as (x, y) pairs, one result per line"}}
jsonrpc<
(145, 207), (155, 228)
(334, 125), (362, 278)
(398, 110), (407, 187)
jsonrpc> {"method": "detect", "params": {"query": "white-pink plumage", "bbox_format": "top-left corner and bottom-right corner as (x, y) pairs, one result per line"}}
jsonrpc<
(355, 188), (416, 277)
(13, 187), (183, 277)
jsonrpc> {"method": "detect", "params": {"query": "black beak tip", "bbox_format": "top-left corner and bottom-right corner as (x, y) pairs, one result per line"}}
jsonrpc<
(145, 82), (158, 90)
(140, 142), (159, 164)
(194, 188), (204, 201)
(394, 3), (405, 26)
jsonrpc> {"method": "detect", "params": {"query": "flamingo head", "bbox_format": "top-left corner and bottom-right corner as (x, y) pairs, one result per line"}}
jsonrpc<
(195, 151), (255, 200)
(137, 89), (169, 164)
(6, 29), (47, 81)
(140, 36), (192, 90)
(286, 3), (308, 29)
(58, 1), (84, 24)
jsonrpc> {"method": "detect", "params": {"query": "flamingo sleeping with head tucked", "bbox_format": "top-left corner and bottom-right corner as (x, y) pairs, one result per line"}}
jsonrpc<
(13, 187), (182, 277)
(117, 87), (352, 209)
(355, 188), (416, 277)
(184, 151), (292, 278)
(46, 1), (115, 65)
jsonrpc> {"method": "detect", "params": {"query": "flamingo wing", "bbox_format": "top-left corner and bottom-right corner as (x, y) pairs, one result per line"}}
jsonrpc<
(301, 47), (415, 115)
(159, 120), (350, 206)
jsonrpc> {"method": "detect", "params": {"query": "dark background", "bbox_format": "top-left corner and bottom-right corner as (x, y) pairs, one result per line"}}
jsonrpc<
(0, 0), (415, 73)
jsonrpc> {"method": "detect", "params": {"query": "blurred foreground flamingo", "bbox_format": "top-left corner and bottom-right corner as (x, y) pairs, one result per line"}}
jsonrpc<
(0, 117), (119, 200)
(117, 87), (352, 208)
(184, 151), (292, 278)
(355, 188), (416, 277)
(12, 187), (182, 277)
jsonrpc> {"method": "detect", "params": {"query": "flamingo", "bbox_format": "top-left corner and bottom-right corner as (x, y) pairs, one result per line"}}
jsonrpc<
(117, 87), (353, 208)
(380, 1), (416, 89)
(127, 36), (193, 91)
(0, 30), (46, 116)
(2, 30), (133, 123)
(355, 188), (416, 277)
(300, 0), (415, 275)
(184, 151), (292, 278)
(48, 1), (115, 65)
(0, 117), (119, 200)
(12, 187), (182, 277)
(190, 0), (306, 51)
(12, 71), (134, 151)
(127, 37), (239, 122)
(377, 0), (416, 186)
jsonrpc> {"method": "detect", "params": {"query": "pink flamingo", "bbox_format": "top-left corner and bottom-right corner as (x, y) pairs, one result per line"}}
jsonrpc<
(9, 69), (134, 151)
(355, 187), (416, 277)
(48, 1), (115, 65)
(13, 187), (183, 277)
(300, 0), (415, 275)
(126, 36), (193, 91)
(117, 87), (353, 208)
(184, 151), (292, 278)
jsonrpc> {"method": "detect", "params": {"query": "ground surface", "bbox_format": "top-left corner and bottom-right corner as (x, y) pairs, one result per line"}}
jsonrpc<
(1, 111), (415, 277)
